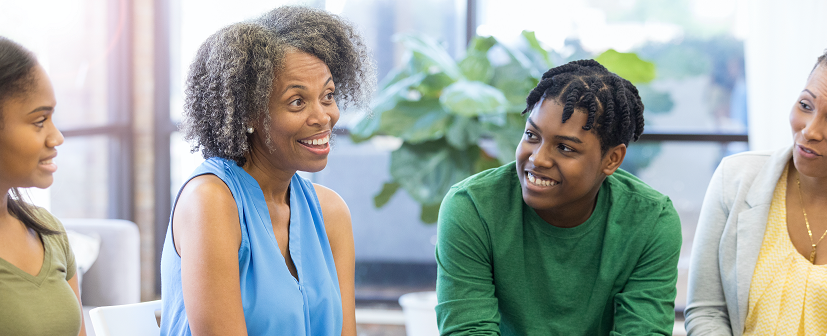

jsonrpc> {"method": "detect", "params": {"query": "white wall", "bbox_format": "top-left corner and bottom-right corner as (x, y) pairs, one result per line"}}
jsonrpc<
(745, 0), (827, 151)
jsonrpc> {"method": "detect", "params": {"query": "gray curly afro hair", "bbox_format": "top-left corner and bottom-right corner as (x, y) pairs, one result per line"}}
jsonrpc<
(182, 6), (376, 166)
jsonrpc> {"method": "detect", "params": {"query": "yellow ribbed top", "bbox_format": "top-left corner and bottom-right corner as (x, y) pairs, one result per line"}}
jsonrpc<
(743, 166), (827, 335)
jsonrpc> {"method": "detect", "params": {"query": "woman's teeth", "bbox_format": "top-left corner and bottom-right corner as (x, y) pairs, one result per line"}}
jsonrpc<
(527, 172), (558, 187)
(299, 135), (330, 146)
(40, 159), (53, 165)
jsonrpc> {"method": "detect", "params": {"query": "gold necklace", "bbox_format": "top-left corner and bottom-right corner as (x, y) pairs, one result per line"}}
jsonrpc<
(797, 174), (827, 264)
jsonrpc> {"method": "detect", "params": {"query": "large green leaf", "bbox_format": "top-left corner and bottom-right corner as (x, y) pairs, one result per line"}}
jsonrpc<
(440, 80), (507, 117)
(474, 149), (501, 173)
(490, 60), (539, 112)
(390, 140), (480, 206)
(350, 73), (426, 142)
(521, 31), (551, 68)
(373, 181), (400, 208)
(595, 49), (656, 84)
(446, 116), (483, 150)
(468, 35), (497, 53)
(420, 202), (441, 224)
(485, 112), (528, 163)
(379, 99), (452, 144)
(417, 73), (456, 98)
(499, 43), (543, 79)
(396, 34), (462, 80)
(349, 114), (382, 143)
(459, 51), (494, 83)
(459, 36), (498, 82)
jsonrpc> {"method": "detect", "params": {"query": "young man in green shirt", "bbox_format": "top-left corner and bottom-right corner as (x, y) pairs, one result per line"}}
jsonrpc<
(435, 60), (682, 335)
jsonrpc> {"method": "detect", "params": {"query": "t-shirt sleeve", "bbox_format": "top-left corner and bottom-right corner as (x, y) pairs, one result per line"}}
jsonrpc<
(434, 188), (501, 336)
(612, 198), (682, 336)
(35, 209), (77, 281)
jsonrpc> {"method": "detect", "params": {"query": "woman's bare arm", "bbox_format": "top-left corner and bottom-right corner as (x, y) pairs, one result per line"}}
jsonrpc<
(314, 184), (356, 336)
(173, 175), (247, 336)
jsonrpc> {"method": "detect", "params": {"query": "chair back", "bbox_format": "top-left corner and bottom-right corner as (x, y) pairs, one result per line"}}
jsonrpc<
(89, 300), (162, 336)
(61, 218), (140, 306)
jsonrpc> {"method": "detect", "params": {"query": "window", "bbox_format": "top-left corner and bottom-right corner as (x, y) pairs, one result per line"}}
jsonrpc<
(0, 0), (133, 219)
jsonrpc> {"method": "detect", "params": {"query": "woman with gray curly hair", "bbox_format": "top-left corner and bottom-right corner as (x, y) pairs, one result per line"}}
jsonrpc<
(160, 6), (375, 336)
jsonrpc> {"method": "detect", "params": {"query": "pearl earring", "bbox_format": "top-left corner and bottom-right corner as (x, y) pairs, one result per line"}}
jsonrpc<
(246, 127), (254, 134)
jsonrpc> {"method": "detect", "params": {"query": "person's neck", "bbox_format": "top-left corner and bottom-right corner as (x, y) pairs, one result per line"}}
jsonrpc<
(795, 166), (827, 203)
(536, 186), (602, 229)
(0, 186), (15, 228)
(242, 150), (294, 205)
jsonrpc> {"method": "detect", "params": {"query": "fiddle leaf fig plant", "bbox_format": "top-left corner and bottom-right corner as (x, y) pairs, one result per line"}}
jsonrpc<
(351, 32), (662, 223)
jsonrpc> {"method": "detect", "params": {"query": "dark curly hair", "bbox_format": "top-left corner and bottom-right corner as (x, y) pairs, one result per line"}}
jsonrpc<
(182, 6), (376, 166)
(523, 59), (645, 154)
(0, 36), (60, 236)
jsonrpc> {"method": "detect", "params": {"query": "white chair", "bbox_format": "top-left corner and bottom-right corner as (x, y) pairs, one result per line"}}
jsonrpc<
(89, 300), (162, 336)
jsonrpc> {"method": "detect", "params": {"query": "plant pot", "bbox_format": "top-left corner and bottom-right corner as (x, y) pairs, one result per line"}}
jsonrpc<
(398, 291), (439, 336)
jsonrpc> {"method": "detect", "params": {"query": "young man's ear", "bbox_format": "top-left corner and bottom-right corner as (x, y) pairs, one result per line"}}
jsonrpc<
(601, 143), (626, 176)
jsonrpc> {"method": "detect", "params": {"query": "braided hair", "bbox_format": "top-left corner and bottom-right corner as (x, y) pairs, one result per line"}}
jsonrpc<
(524, 59), (645, 154)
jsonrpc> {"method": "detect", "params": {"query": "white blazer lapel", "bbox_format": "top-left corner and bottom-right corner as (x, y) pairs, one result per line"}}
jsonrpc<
(733, 146), (792, 332)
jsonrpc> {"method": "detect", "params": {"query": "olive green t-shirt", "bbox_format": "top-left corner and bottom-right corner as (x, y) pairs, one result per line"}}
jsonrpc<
(0, 208), (81, 336)
(435, 162), (682, 335)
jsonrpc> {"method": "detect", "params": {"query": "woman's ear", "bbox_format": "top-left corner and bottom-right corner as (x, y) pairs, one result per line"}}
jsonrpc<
(601, 143), (626, 176)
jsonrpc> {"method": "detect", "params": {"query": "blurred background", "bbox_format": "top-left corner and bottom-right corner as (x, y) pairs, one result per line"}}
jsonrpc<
(1, 0), (826, 330)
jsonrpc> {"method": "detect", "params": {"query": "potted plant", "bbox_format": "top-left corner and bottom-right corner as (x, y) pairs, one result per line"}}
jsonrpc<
(350, 31), (663, 223)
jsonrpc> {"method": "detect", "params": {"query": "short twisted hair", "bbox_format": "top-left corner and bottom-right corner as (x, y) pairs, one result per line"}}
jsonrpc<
(182, 6), (376, 166)
(524, 59), (645, 154)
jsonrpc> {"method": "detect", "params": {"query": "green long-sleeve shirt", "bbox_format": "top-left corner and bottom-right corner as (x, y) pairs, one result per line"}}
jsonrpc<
(435, 162), (681, 335)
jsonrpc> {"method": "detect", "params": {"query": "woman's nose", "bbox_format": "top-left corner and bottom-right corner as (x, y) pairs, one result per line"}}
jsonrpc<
(801, 113), (825, 142)
(47, 124), (64, 148)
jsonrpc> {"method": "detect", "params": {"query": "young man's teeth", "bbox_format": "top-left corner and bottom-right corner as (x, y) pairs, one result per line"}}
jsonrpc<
(527, 172), (557, 187)
(40, 159), (52, 164)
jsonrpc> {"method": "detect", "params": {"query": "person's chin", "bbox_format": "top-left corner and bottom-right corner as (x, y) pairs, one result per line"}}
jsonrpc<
(521, 187), (551, 209)
(299, 159), (328, 173)
(794, 159), (827, 179)
(27, 175), (54, 190)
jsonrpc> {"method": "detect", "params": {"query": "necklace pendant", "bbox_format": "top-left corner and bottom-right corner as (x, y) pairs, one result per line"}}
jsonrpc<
(810, 249), (817, 264)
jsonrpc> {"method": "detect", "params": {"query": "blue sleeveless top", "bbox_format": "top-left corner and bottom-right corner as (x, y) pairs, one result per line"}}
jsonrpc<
(160, 157), (342, 335)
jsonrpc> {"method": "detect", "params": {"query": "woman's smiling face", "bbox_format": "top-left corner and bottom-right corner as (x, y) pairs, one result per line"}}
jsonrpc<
(249, 50), (340, 174)
(0, 64), (63, 190)
(516, 98), (623, 227)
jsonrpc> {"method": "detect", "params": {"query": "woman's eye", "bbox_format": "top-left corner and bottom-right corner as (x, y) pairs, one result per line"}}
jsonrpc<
(34, 117), (47, 127)
(289, 98), (304, 107)
(799, 100), (812, 111)
(325, 92), (335, 101)
(524, 131), (537, 140)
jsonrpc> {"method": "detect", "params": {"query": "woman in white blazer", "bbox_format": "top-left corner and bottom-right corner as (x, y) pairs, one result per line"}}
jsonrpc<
(685, 50), (827, 335)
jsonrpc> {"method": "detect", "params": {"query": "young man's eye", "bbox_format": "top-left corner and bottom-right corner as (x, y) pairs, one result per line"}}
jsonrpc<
(34, 117), (47, 127)
(558, 144), (574, 152)
(524, 131), (537, 140)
